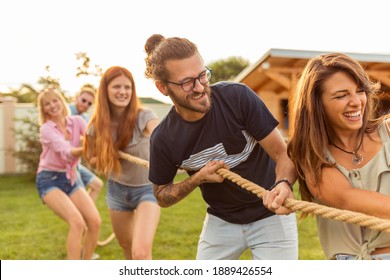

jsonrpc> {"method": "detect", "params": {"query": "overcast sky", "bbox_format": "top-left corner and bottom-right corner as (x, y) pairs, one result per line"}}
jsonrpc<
(1, 0), (389, 103)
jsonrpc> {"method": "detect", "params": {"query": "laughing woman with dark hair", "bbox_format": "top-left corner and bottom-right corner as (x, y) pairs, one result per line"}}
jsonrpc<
(287, 53), (390, 260)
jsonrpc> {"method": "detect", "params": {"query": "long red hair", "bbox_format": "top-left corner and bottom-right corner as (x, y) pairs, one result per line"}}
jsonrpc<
(84, 66), (141, 176)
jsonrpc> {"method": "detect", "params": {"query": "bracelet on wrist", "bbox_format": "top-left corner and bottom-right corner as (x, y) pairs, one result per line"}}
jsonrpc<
(269, 178), (293, 191)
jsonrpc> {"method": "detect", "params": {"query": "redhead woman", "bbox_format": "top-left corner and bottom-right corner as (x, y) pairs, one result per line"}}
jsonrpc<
(84, 66), (160, 259)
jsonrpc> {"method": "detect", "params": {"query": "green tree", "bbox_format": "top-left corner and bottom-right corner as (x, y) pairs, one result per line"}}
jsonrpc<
(207, 56), (250, 84)
(6, 83), (39, 104)
(6, 65), (63, 104)
(75, 52), (103, 78)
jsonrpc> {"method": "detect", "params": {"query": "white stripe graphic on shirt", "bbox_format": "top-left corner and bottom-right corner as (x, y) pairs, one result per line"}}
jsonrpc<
(181, 130), (257, 171)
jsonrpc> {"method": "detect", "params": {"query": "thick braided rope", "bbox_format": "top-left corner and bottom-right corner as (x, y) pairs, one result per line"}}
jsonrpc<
(216, 168), (390, 233)
(118, 151), (150, 168)
(119, 152), (390, 233)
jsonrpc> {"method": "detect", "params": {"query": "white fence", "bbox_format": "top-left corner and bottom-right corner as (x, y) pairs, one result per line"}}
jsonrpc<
(0, 97), (171, 174)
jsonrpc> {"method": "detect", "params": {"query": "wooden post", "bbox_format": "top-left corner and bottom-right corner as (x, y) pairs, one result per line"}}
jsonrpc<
(1, 97), (17, 173)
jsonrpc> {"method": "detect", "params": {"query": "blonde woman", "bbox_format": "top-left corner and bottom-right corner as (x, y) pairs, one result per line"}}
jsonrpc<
(84, 66), (160, 259)
(36, 87), (101, 259)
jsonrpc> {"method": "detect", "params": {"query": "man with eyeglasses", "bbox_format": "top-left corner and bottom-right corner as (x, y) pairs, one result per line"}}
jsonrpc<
(69, 86), (103, 203)
(144, 34), (298, 260)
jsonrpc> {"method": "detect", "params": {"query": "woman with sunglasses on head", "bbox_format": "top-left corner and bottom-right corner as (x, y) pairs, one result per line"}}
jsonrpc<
(36, 87), (101, 260)
(83, 66), (160, 259)
(287, 53), (390, 260)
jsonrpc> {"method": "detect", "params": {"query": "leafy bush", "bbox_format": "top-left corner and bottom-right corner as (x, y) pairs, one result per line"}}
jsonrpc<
(12, 114), (41, 180)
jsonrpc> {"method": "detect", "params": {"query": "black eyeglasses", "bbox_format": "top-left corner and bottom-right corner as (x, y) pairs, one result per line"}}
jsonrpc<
(165, 67), (212, 92)
(81, 98), (93, 106)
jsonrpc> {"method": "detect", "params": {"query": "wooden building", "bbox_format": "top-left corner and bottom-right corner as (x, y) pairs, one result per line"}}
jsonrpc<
(234, 49), (390, 137)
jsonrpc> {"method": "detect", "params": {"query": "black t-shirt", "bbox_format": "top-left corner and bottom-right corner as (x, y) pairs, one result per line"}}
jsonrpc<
(149, 82), (279, 224)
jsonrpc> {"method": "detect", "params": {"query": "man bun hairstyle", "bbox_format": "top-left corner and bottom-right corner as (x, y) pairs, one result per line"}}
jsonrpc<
(144, 34), (165, 56)
(144, 34), (199, 82)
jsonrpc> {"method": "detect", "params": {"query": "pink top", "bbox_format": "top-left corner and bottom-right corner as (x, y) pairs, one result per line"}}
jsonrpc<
(37, 115), (87, 185)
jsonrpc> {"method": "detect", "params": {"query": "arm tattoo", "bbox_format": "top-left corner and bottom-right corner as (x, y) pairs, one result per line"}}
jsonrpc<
(153, 175), (200, 207)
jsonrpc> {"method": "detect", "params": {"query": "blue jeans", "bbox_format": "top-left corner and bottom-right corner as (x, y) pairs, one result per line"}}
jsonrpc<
(36, 170), (83, 201)
(77, 164), (95, 186)
(196, 213), (298, 260)
(106, 179), (157, 211)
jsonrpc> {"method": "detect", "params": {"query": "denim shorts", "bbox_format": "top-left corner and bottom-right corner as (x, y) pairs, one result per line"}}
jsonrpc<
(106, 179), (157, 211)
(36, 170), (83, 201)
(77, 164), (95, 186)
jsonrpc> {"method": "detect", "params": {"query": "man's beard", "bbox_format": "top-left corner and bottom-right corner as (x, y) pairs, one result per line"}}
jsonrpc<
(167, 85), (212, 114)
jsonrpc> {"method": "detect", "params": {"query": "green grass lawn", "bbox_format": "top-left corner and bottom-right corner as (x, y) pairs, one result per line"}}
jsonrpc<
(0, 173), (325, 260)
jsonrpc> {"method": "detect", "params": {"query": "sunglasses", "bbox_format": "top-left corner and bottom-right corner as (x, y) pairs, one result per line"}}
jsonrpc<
(81, 98), (93, 106)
